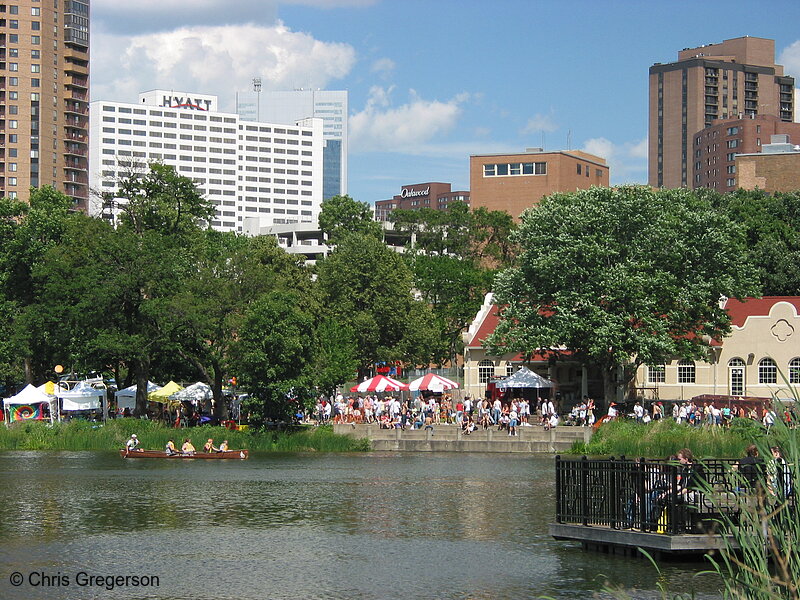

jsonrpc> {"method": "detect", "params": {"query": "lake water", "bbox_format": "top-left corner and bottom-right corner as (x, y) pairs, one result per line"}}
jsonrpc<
(0, 451), (722, 599)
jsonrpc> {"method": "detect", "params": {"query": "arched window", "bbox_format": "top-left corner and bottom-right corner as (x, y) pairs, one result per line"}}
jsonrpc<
(758, 358), (777, 384)
(789, 358), (800, 384)
(677, 359), (696, 384)
(729, 358), (745, 396)
(478, 360), (495, 384)
(647, 364), (666, 383)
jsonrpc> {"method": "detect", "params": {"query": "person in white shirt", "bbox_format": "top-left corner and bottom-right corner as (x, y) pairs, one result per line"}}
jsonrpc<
(125, 434), (140, 451)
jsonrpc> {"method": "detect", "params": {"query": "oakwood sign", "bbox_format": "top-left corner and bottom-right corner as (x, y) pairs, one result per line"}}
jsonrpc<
(400, 187), (430, 198)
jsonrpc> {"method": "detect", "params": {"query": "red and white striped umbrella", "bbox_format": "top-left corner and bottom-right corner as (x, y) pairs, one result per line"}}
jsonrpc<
(350, 375), (409, 393)
(408, 373), (459, 393)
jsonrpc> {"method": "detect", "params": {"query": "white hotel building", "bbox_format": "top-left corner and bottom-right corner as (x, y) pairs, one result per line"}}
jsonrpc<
(89, 90), (324, 233)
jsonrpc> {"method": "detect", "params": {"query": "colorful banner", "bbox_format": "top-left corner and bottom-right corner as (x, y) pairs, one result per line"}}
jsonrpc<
(10, 403), (45, 421)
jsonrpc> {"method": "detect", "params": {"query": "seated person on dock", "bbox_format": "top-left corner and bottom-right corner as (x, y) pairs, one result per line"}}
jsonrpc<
(676, 448), (705, 504)
(125, 434), (140, 451)
(165, 439), (179, 456)
(202, 438), (217, 453)
(181, 438), (196, 455)
(217, 440), (229, 452)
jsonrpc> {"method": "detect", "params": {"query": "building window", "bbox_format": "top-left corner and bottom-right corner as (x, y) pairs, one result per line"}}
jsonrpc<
(31, 35), (40, 44)
(790, 358), (800, 384)
(483, 162), (546, 177)
(677, 359), (696, 384)
(648, 364), (666, 384)
(577, 164), (582, 175)
(478, 359), (495, 384)
(759, 358), (777, 384)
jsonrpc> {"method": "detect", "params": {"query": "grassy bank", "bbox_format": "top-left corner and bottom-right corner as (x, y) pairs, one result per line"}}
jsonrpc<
(0, 419), (371, 452)
(571, 417), (774, 458)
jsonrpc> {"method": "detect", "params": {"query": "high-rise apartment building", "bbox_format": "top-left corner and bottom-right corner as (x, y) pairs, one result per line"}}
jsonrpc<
(470, 149), (609, 220)
(0, 0), (90, 207)
(89, 90), (323, 234)
(649, 36), (794, 189)
(693, 114), (800, 192)
(237, 89), (347, 201)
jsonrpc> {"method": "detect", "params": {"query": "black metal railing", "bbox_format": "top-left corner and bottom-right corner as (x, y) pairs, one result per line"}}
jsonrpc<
(555, 456), (763, 535)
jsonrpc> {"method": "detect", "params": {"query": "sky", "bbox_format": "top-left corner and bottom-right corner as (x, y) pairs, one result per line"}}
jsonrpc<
(91, 0), (800, 205)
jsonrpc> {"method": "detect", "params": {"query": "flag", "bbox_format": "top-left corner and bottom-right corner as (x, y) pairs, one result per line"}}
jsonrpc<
(10, 404), (44, 421)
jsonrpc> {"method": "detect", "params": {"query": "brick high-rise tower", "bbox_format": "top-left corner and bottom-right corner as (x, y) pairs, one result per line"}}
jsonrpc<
(0, 0), (89, 208)
(649, 36), (794, 189)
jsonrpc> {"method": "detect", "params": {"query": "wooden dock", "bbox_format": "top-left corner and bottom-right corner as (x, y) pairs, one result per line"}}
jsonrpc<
(549, 523), (735, 559)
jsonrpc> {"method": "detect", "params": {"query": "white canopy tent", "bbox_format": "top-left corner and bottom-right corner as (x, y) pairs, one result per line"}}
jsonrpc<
(172, 382), (213, 412)
(56, 381), (107, 416)
(3, 384), (56, 424)
(115, 381), (162, 411)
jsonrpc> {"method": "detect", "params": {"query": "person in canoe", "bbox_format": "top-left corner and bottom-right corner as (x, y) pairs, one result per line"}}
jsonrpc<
(202, 438), (217, 453)
(217, 440), (229, 453)
(125, 434), (140, 452)
(181, 438), (196, 455)
(165, 439), (179, 456)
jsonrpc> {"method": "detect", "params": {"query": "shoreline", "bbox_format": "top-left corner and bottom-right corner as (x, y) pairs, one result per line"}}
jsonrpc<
(0, 419), (370, 453)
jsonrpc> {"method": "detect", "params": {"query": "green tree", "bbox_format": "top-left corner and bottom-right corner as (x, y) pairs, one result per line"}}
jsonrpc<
(315, 233), (435, 376)
(39, 163), (214, 415)
(228, 290), (316, 423)
(388, 201), (515, 364)
(0, 187), (73, 384)
(711, 188), (800, 296)
(162, 231), (313, 419)
(318, 194), (382, 245)
(487, 186), (760, 405)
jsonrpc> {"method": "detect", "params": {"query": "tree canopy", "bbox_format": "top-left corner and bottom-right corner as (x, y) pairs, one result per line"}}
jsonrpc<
(487, 186), (760, 404)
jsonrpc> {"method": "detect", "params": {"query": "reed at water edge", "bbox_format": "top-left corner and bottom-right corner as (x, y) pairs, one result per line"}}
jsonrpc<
(0, 419), (370, 452)
(570, 416), (770, 459)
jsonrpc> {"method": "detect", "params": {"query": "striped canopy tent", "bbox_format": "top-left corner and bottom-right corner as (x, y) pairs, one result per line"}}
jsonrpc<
(350, 375), (409, 393)
(408, 373), (459, 393)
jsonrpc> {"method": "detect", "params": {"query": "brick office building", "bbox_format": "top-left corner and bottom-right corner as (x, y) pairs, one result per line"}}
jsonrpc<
(469, 149), (609, 220)
(374, 182), (469, 222)
(736, 134), (800, 193)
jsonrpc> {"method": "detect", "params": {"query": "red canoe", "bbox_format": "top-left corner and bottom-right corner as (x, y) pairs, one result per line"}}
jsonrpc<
(120, 449), (248, 460)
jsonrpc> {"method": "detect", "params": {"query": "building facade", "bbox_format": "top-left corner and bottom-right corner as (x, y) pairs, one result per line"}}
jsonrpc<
(469, 149), (609, 220)
(634, 297), (800, 402)
(693, 115), (800, 192)
(373, 182), (469, 222)
(463, 294), (800, 406)
(736, 134), (800, 193)
(0, 0), (90, 208)
(237, 89), (347, 201)
(649, 36), (794, 189)
(89, 90), (323, 234)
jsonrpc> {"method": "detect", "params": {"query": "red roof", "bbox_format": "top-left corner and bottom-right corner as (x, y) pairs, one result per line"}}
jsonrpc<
(467, 296), (800, 351)
(724, 297), (800, 328)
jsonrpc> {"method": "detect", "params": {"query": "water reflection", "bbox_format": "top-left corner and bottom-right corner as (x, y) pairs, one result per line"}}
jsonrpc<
(0, 451), (721, 600)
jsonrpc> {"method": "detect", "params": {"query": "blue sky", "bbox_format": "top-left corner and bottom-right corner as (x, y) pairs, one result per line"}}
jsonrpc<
(92, 0), (800, 204)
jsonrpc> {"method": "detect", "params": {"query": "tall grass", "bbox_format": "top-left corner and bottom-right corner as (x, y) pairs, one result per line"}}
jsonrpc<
(570, 417), (763, 459)
(0, 419), (370, 452)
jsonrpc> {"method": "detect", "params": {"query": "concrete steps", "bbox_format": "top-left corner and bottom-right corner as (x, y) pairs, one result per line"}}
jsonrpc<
(334, 423), (592, 453)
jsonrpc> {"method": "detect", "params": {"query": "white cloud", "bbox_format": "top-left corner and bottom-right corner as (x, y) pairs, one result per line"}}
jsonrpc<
(350, 87), (469, 153)
(581, 136), (648, 185)
(370, 57), (396, 78)
(92, 22), (356, 110)
(779, 40), (800, 78)
(520, 113), (559, 135)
